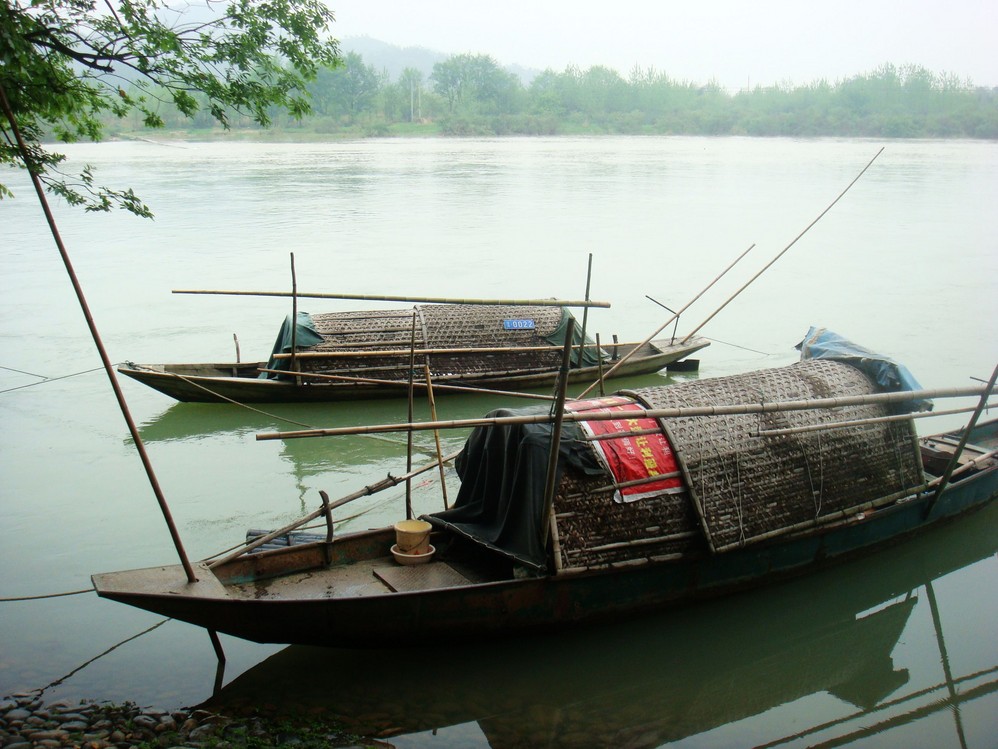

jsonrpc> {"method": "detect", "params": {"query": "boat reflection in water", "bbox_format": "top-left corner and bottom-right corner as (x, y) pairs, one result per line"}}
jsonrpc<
(200, 503), (997, 748)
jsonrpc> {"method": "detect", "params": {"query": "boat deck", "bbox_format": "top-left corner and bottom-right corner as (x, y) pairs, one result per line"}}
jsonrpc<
(224, 555), (475, 600)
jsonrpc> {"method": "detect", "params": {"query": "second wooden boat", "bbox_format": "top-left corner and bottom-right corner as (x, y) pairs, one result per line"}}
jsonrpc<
(119, 303), (710, 403)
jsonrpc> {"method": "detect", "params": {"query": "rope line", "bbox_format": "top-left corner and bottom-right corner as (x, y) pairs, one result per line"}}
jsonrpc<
(0, 365), (48, 378)
(0, 366), (107, 394)
(1, 588), (93, 602)
(703, 337), (773, 356)
(128, 363), (423, 449)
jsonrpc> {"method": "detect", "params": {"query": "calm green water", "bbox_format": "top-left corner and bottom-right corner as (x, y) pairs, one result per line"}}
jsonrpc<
(1, 136), (996, 747)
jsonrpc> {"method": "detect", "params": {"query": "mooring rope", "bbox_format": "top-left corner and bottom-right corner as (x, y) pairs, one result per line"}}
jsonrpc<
(130, 362), (433, 450)
(0, 365), (108, 394)
(0, 588), (93, 602)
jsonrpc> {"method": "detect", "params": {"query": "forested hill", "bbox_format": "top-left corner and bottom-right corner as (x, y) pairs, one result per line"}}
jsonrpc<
(128, 40), (998, 140)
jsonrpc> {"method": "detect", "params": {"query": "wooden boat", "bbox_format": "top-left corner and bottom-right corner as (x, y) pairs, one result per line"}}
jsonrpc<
(93, 350), (998, 647)
(117, 303), (710, 403)
(202, 501), (998, 743)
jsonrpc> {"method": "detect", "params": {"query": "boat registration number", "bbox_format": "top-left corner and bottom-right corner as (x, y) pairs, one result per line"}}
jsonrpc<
(502, 319), (536, 330)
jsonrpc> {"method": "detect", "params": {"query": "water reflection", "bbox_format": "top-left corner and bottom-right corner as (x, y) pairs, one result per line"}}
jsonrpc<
(200, 503), (998, 748)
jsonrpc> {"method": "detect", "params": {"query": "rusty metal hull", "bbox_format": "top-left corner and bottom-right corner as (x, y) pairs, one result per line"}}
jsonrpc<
(117, 338), (710, 403)
(92, 453), (997, 647)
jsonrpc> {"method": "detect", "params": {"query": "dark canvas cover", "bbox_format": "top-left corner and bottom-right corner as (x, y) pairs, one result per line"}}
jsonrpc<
(427, 405), (603, 570)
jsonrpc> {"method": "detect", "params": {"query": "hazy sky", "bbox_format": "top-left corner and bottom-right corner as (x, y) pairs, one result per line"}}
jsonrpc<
(330, 0), (997, 90)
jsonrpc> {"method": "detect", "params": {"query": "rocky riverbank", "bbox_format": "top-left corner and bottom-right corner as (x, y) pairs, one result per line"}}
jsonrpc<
(0, 693), (380, 749)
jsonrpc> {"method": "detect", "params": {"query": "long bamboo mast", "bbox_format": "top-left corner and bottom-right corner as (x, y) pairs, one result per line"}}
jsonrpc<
(173, 289), (611, 308)
(257, 384), (993, 441)
(0, 84), (198, 584)
(681, 147), (885, 344)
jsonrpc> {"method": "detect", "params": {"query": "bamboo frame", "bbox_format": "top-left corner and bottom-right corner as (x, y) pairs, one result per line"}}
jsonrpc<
(256, 384), (993, 441)
(173, 289), (611, 308)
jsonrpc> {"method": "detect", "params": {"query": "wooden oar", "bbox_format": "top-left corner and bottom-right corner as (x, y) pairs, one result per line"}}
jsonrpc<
(256, 384), (992, 441)
(173, 289), (611, 308)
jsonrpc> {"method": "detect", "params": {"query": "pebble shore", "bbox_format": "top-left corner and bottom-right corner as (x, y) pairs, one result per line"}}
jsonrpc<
(0, 693), (378, 749)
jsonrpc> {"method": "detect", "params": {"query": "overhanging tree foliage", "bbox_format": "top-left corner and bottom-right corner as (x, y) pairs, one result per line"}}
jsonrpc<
(0, 0), (341, 216)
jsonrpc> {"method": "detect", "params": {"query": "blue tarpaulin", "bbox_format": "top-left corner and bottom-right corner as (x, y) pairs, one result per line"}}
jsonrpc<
(796, 326), (932, 412)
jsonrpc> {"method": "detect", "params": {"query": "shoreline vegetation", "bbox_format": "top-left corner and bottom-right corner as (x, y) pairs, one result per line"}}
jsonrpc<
(106, 55), (998, 142)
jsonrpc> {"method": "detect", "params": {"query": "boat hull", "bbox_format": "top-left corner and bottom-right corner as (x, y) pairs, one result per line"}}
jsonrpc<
(117, 338), (710, 403)
(92, 461), (996, 647)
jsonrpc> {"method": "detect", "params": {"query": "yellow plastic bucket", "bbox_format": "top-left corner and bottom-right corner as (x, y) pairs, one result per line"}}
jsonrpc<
(394, 519), (432, 555)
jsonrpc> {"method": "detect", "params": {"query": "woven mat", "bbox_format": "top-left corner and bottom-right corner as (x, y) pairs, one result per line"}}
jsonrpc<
(624, 360), (923, 551)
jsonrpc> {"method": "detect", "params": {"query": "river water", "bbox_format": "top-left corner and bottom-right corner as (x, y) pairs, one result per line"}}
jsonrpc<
(1, 136), (996, 747)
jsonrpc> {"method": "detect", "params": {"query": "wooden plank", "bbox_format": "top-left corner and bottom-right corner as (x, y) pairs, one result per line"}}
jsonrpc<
(373, 562), (470, 593)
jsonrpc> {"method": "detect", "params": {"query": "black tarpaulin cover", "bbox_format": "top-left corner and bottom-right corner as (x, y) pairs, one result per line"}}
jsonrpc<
(426, 404), (603, 571)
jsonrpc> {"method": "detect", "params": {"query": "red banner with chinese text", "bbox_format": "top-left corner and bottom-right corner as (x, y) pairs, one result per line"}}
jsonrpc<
(568, 398), (684, 503)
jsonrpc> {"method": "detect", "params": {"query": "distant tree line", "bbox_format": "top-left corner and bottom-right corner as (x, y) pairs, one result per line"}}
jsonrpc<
(120, 53), (998, 140)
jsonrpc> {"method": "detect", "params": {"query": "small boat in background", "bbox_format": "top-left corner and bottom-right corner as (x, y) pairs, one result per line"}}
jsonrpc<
(93, 338), (998, 647)
(118, 302), (710, 403)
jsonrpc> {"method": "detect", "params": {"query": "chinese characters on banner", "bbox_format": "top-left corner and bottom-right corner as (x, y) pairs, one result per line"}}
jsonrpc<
(568, 397), (684, 503)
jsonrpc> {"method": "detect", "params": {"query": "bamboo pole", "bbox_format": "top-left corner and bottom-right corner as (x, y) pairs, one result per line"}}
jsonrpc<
(595, 333), (606, 396)
(585, 530), (698, 553)
(290, 253), (298, 378)
(271, 340), (648, 358)
(681, 148), (884, 344)
(256, 366), (555, 400)
(405, 313), (418, 520)
(207, 449), (462, 568)
(256, 384), (993, 441)
(753, 406), (977, 437)
(424, 363), (450, 510)
(576, 253), (593, 368)
(561, 470), (683, 499)
(924, 363), (998, 517)
(173, 289), (611, 308)
(583, 427), (663, 442)
(0, 84), (200, 583)
(541, 318), (575, 547)
(575, 242), (755, 398)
